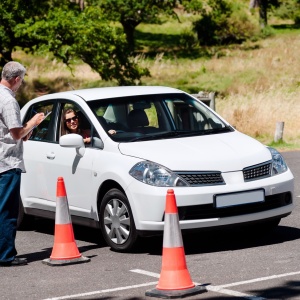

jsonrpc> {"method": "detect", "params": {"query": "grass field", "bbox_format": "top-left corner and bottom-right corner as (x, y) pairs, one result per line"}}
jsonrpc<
(13, 17), (300, 151)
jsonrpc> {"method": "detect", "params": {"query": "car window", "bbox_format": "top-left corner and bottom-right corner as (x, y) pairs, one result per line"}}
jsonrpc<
(87, 93), (230, 142)
(59, 102), (100, 148)
(25, 102), (55, 142)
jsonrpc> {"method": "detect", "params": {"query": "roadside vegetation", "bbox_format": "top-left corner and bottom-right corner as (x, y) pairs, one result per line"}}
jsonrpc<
(3, 0), (300, 150)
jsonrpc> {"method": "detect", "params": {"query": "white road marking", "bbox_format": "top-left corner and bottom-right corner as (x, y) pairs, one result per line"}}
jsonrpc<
(204, 285), (265, 300)
(130, 269), (264, 299)
(130, 269), (160, 278)
(217, 270), (300, 288)
(42, 281), (157, 300)
(42, 269), (300, 300)
(131, 269), (300, 299)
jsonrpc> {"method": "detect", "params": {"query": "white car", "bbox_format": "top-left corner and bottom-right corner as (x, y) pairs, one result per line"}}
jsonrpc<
(19, 86), (294, 251)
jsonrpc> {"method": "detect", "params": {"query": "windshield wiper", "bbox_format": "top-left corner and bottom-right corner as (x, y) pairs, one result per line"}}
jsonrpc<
(153, 128), (232, 138)
(128, 134), (163, 142)
(129, 130), (198, 142)
(203, 127), (233, 134)
(128, 127), (232, 142)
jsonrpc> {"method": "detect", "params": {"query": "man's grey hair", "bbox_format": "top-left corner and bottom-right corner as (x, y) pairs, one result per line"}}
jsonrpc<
(1, 61), (26, 81)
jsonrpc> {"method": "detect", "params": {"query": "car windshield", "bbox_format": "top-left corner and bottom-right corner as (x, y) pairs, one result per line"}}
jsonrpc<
(88, 93), (233, 142)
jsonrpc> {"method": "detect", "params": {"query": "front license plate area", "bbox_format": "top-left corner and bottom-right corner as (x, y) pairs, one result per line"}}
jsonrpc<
(214, 189), (265, 208)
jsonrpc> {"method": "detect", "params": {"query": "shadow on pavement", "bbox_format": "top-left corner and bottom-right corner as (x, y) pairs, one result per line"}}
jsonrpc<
(250, 280), (300, 300)
(131, 225), (300, 256)
(23, 217), (300, 257)
(28, 217), (106, 245)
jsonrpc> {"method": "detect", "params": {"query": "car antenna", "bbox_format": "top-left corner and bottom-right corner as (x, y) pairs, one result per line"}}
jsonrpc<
(68, 82), (75, 90)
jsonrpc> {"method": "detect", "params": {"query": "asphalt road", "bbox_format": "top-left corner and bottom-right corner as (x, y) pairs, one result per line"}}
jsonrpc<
(1, 151), (300, 300)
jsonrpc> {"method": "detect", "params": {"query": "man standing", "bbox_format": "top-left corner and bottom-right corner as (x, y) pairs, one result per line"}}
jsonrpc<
(0, 61), (44, 267)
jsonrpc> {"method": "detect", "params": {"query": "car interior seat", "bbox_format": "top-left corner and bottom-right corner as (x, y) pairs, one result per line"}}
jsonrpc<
(127, 109), (150, 133)
(127, 108), (160, 134)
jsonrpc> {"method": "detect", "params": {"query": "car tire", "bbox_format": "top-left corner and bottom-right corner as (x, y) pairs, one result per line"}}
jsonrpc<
(99, 188), (137, 252)
(17, 198), (34, 230)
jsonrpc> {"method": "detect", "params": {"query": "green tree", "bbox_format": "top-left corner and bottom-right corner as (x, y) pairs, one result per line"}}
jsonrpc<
(90, 0), (181, 51)
(0, 0), (47, 66)
(181, 0), (203, 12)
(0, 0), (148, 85)
(271, 0), (300, 25)
(193, 0), (257, 46)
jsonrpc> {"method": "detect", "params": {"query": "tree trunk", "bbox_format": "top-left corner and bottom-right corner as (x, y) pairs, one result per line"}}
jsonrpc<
(249, 0), (268, 28)
(121, 21), (138, 52)
(0, 49), (13, 67)
(70, 0), (84, 11)
(79, 0), (84, 11)
(258, 0), (268, 28)
(249, 0), (259, 9)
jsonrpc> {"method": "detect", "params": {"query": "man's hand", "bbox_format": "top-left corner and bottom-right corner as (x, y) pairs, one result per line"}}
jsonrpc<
(22, 131), (32, 142)
(33, 112), (45, 127)
(10, 112), (45, 141)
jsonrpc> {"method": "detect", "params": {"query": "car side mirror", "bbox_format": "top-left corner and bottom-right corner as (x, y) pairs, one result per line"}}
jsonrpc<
(59, 134), (85, 157)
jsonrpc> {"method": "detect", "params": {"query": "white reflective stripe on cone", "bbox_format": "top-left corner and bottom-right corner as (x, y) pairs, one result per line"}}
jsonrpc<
(55, 196), (72, 224)
(163, 213), (183, 248)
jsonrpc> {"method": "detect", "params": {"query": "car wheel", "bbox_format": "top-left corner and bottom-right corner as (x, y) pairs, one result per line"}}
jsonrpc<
(17, 198), (34, 230)
(99, 188), (137, 252)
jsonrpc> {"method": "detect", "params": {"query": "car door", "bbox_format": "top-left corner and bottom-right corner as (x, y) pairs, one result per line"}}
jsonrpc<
(47, 101), (99, 217)
(22, 100), (96, 219)
(22, 100), (58, 206)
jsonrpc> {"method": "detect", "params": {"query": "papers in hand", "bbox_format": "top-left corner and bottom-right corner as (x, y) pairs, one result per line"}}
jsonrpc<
(32, 111), (52, 130)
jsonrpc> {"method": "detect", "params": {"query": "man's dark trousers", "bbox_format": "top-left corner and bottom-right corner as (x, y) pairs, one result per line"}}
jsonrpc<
(0, 168), (21, 263)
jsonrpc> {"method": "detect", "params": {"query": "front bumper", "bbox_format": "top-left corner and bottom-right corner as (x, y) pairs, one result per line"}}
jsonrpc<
(126, 169), (294, 232)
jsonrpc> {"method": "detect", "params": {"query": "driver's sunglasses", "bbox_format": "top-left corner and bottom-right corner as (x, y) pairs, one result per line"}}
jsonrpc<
(65, 116), (78, 124)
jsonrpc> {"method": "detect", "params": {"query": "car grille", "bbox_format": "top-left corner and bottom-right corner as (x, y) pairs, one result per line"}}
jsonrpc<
(176, 161), (272, 187)
(176, 192), (292, 221)
(176, 171), (225, 186)
(243, 161), (271, 182)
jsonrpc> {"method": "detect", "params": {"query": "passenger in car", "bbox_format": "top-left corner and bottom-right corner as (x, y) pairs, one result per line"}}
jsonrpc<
(62, 108), (91, 143)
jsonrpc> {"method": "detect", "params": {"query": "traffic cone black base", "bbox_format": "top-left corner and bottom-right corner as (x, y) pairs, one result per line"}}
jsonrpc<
(42, 255), (90, 266)
(145, 285), (207, 299)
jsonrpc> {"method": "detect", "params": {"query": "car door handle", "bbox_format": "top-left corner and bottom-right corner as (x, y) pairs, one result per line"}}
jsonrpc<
(46, 152), (56, 160)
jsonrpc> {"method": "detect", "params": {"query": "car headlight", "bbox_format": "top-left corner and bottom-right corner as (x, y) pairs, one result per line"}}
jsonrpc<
(129, 161), (188, 187)
(268, 147), (288, 176)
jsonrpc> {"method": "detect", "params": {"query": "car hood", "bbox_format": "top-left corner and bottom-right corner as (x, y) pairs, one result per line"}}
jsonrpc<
(118, 131), (271, 172)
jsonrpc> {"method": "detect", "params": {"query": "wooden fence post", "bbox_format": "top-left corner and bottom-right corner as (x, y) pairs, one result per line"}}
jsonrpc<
(209, 92), (215, 111)
(274, 121), (284, 142)
(191, 91), (216, 111)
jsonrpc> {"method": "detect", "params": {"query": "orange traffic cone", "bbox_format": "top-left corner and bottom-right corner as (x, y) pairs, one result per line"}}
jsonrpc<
(42, 177), (90, 266)
(146, 189), (206, 298)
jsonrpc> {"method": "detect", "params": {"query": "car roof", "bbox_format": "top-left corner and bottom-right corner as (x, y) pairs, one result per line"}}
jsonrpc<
(35, 86), (185, 102)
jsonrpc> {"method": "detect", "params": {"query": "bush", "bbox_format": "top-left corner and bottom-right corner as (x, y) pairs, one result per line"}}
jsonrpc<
(272, 0), (300, 25)
(179, 29), (198, 50)
(193, 0), (258, 46)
